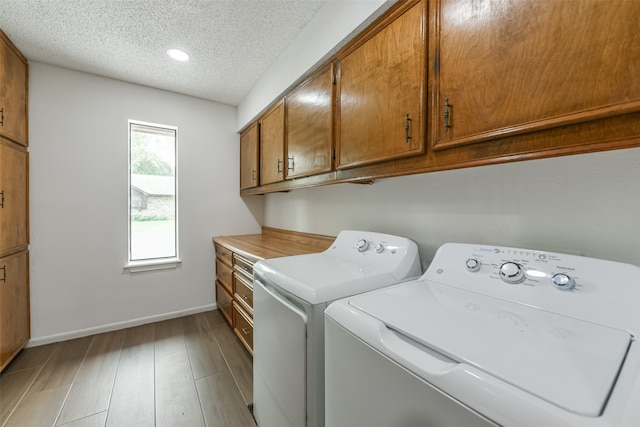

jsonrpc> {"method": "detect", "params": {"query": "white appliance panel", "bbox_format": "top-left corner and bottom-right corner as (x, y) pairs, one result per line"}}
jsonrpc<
(325, 316), (498, 427)
(349, 280), (630, 416)
(253, 230), (422, 427)
(254, 279), (307, 427)
(325, 243), (640, 427)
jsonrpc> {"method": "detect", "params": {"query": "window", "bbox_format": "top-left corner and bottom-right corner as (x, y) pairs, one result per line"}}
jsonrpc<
(127, 120), (179, 270)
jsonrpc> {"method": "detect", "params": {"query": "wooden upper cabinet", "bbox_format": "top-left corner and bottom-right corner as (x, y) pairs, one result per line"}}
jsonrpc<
(0, 31), (28, 147)
(286, 65), (334, 179)
(239, 122), (259, 189)
(336, 0), (426, 170)
(431, 0), (640, 151)
(260, 100), (285, 185)
(0, 142), (28, 256)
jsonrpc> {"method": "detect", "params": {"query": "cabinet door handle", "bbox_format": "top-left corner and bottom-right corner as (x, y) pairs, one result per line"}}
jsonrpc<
(0, 265), (6, 283)
(0, 108), (4, 126)
(252, 169), (256, 181)
(444, 98), (451, 132)
(288, 156), (295, 171)
(405, 114), (412, 143)
(0, 190), (4, 208)
(277, 159), (283, 174)
(241, 327), (251, 335)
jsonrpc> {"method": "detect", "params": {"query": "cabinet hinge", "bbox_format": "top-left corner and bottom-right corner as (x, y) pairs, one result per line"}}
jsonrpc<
(332, 149), (336, 160)
(332, 74), (337, 85)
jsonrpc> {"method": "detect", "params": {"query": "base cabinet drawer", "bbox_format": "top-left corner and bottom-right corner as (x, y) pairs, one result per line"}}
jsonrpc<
(214, 243), (233, 267)
(216, 259), (233, 294)
(233, 302), (254, 356)
(234, 273), (253, 315)
(216, 281), (233, 326)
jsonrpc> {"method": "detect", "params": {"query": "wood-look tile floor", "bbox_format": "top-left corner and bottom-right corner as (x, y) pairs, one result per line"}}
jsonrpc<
(0, 310), (255, 427)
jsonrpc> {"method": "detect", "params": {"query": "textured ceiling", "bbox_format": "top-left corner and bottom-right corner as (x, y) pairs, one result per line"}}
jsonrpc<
(0, 0), (327, 105)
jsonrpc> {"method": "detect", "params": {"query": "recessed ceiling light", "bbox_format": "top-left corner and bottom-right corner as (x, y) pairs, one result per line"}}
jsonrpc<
(167, 48), (190, 62)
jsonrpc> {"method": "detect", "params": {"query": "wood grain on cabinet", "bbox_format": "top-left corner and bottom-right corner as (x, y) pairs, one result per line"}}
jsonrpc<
(286, 64), (335, 179)
(0, 250), (29, 372)
(0, 141), (28, 257)
(0, 30), (28, 147)
(336, 0), (426, 169)
(232, 302), (253, 357)
(239, 122), (259, 189)
(216, 281), (233, 326)
(431, 0), (640, 151)
(260, 100), (285, 185)
(215, 259), (233, 296)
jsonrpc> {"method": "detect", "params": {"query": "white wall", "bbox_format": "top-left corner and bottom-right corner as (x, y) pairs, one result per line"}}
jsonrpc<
(29, 62), (262, 344)
(263, 149), (640, 268)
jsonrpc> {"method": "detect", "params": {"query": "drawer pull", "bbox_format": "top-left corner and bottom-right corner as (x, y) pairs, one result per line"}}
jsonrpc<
(444, 98), (451, 132)
(0, 190), (4, 208)
(241, 294), (249, 300)
(0, 265), (5, 283)
(241, 327), (251, 335)
(405, 113), (412, 142)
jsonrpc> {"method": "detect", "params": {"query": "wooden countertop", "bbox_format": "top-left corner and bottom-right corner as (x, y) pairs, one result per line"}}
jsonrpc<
(212, 227), (334, 262)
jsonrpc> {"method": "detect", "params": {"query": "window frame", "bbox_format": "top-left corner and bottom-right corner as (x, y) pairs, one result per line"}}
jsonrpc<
(124, 119), (181, 272)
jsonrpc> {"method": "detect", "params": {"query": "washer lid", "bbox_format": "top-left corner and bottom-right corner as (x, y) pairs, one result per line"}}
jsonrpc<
(254, 253), (400, 304)
(349, 280), (632, 417)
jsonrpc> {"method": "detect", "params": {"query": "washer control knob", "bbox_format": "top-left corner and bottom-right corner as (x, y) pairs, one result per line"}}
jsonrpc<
(499, 262), (525, 284)
(552, 273), (576, 291)
(465, 258), (481, 272)
(375, 243), (385, 253)
(356, 239), (369, 252)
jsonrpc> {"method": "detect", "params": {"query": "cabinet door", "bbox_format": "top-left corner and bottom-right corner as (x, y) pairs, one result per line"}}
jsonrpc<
(0, 33), (28, 147)
(286, 65), (334, 178)
(432, 0), (640, 150)
(260, 100), (285, 185)
(337, 0), (426, 169)
(0, 250), (29, 372)
(0, 142), (28, 255)
(240, 122), (259, 189)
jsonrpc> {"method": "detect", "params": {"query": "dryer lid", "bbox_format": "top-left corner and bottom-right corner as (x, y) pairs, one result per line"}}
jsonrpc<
(350, 280), (632, 417)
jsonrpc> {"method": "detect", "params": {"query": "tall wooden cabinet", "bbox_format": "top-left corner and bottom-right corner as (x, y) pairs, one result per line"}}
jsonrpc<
(0, 29), (29, 373)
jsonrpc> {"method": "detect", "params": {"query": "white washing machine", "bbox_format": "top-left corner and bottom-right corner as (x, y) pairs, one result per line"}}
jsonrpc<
(325, 243), (640, 427)
(252, 230), (422, 427)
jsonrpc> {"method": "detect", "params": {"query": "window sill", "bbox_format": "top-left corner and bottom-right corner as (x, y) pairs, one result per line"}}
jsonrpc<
(124, 258), (182, 273)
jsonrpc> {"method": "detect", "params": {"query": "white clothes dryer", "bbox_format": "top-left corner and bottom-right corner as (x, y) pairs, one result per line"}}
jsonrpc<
(252, 230), (422, 427)
(325, 243), (640, 427)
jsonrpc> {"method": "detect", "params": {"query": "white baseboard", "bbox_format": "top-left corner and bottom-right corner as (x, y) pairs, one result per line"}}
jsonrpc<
(27, 303), (218, 347)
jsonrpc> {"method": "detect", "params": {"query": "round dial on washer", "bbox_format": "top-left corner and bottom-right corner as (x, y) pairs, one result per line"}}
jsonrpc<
(499, 262), (525, 284)
(375, 243), (385, 253)
(552, 273), (576, 290)
(465, 258), (481, 272)
(356, 239), (369, 252)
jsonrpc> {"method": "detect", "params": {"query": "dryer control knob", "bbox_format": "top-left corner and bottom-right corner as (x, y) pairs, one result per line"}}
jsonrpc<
(465, 258), (481, 272)
(356, 239), (369, 252)
(499, 262), (525, 284)
(375, 243), (385, 253)
(552, 273), (576, 291)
